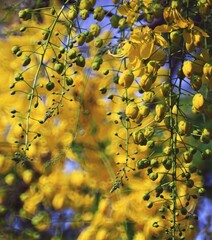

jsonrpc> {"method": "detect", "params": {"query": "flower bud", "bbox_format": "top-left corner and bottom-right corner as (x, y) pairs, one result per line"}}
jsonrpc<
(22, 55), (31, 66)
(132, 130), (147, 145)
(12, 46), (20, 54)
(125, 102), (139, 119)
(76, 33), (86, 46)
(192, 93), (205, 111)
(5, 173), (16, 185)
(76, 55), (85, 67)
(160, 82), (171, 97)
(79, 0), (93, 10)
(93, 6), (105, 21)
(54, 62), (64, 74)
(136, 159), (150, 169)
(190, 75), (202, 91)
(139, 74), (154, 91)
(94, 38), (103, 48)
(22, 169), (33, 184)
(67, 49), (77, 59)
(203, 63), (212, 80)
(90, 23), (101, 37)
(202, 149), (212, 160)
(46, 81), (55, 91)
(19, 8), (31, 21)
(110, 15), (120, 28)
(149, 172), (158, 181)
(183, 151), (193, 163)
(52, 193), (65, 210)
(118, 70), (134, 88)
(182, 61), (193, 78)
(68, 6), (78, 20)
(79, 9), (89, 19)
(139, 105), (150, 117)
(155, 104), (166, 121)
(144, 126), (155, 138)
(178, 120), (192, 136)
(142, 91), (155, 103)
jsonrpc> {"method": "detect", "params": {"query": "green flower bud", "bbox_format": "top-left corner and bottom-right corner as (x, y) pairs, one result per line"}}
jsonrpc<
(79, 9), (89, 20)
(90, 23), (101, 37)
(54, 62), (64, 74)
(132, 130), (147, 145)
(183, 151), (193, 163)
(66, 77), (74, 86)
(149, 172), (158, 181)
(110, 15), (120, 28)
(143, 193), (150, 201)
(150, 158), (159, 168)
(76, 55), (85, 67)
(46, 81), (55, 91)
(67, 49), (77, 59)
(22, 55), (31, 66)
(93, 6), (105, 21)
(92, 62), (100, 71)
(94, 38), (103, 48)
(19, 8), (31, 21)
(136, 159), (150, 169)
(12, 46), (20, 54)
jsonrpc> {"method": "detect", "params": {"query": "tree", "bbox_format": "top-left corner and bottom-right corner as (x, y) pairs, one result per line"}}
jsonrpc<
(0, 0), (211, 239)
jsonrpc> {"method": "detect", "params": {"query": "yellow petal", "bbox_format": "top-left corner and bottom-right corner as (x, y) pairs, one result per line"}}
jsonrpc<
(155, 34), (168, 48)
(117, 5), (128, 15)
(140, 42), (154, 59)
(154, 24), (173, 33)
(193, 26), (209, 37)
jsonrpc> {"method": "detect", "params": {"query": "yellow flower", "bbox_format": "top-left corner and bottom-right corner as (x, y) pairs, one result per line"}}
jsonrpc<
(117, 0), (140, 26)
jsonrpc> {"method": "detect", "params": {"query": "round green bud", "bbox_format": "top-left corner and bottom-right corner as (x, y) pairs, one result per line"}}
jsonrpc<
(93, 6), (105, 21)
(67, 49), (77, 59)
(12, 46), (20, 54)
(90, 23), (101, 37)
(54, 63), (64, 74)
(46, 81), (55, 91)
(147, 202), (153, 208)
(149, 172), (158, 181)
(136, 159), (150, 169)
(66, 77), (74, 86)
(20, 26), (27, 32)
(22, 55), (31, 66)
(76, 33), (86, 46)
(79, 9), (89, 20)
(94, 38), (103, 48)
(110, 15), (120, 28)
(76, 55), (85, 67)
(143, 193), (150, 201)
(19, 8), (31, 21)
